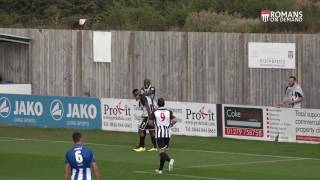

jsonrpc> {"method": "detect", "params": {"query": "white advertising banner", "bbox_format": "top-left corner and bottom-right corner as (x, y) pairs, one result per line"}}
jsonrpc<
(101, 98), (141, 132)
(166, 101), (217, 137)
(0, 84), (32, 95)
(290, 108), (320, 143)
(264, 107), (296, 143)
(93, 31), (112, 62)
(248, 42), (296, 69)
(223, 104), (320, 144)
(101, 98), (217, 137)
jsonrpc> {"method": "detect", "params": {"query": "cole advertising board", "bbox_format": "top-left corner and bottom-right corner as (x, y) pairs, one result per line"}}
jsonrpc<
(223, 104), (266, 140)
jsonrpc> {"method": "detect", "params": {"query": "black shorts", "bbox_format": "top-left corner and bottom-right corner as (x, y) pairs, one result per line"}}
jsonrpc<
(156, 138), (170, 149)
(139, 117), (155, 130)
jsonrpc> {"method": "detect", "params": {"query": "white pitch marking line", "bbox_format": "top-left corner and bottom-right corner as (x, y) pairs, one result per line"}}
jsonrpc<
(135, 171), (233, 180)
(0, 139), (19, 142)
(174, 148), (320, 161)
(188, 158), (307, 168)
(1, 136), (320, 161)
(0, 136), (127, 148)
(140, 158), (307, 172)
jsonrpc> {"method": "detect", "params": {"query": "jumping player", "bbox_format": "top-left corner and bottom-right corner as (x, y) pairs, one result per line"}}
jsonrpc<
(64, 132), (100, 180)
(149, 98), (176, 174)
(141, 79), (156, 101)
(132, 89), (157, 152)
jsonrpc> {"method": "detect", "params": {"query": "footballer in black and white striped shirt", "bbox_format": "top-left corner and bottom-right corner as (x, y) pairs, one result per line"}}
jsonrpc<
(132, 89), (157, 152)
(149, 98), (177, 174)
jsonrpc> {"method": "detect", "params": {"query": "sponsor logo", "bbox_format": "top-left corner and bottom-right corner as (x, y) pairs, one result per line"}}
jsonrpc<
(186, 106), (215, 120)
(66, 103), (97, 119)
(13, 101), (43, 116)
(103, 102), (131, 116)
(0, 97), (11, 118)
(261, 10), (270, 22)
(260, 10), (303, 23)
(225, 108), (261, 120)
(50, 99), (64, 121)
(224, 107), (263, 129)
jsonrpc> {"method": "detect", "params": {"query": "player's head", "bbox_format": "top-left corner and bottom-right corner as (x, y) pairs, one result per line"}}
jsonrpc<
(143, 79), (151, 88)
(157, 98), (165, 107)
(72, 132), (83, 144)
(288, 76), (296, 87)
(132, 89), (140, 99)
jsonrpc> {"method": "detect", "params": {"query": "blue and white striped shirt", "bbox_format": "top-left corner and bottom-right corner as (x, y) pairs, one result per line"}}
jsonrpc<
(65, 144), (95, 180)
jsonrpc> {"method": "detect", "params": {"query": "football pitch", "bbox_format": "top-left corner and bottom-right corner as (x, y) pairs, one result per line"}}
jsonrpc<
(0, 126), (320, 180)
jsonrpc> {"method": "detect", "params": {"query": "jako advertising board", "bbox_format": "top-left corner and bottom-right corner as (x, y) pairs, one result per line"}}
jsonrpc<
(0, 94), (101, 129)
(101, 98), (217, 137)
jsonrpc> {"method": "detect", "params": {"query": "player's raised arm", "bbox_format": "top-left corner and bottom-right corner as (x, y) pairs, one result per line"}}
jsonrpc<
(91, 162), (100, 180)
(64, 163), (71, 180)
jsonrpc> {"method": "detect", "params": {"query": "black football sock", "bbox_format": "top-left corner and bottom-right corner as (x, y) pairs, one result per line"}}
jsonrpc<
(150, 136), (156, 148)
(139, 136), (146, 148)
(159, 153), (166, 170)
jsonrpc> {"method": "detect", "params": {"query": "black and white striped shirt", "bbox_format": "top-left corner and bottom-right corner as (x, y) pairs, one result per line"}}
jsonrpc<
(152, 107), (175, 138)
(138, 95), (156, 118)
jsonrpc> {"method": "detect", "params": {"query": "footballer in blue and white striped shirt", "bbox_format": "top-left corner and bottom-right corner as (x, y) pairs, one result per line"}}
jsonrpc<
(64, 132), (100, 180)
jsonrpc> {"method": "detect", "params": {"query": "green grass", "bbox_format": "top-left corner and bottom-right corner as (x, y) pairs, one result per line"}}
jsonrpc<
(0, 126), (320, 180)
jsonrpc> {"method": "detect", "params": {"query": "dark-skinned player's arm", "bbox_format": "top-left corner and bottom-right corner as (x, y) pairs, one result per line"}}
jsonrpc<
(64, 163), (71, 180)
(149, 110), (155, 121)
(144, 102), (154, 126)
(141, 96), (155, 126)
(91, 162), (100, 180)
(169, 110), (177, 127)
(140, 96), (152, 118)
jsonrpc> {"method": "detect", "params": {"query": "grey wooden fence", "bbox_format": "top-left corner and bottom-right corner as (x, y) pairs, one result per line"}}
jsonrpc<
(0, 28), (319, 108)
